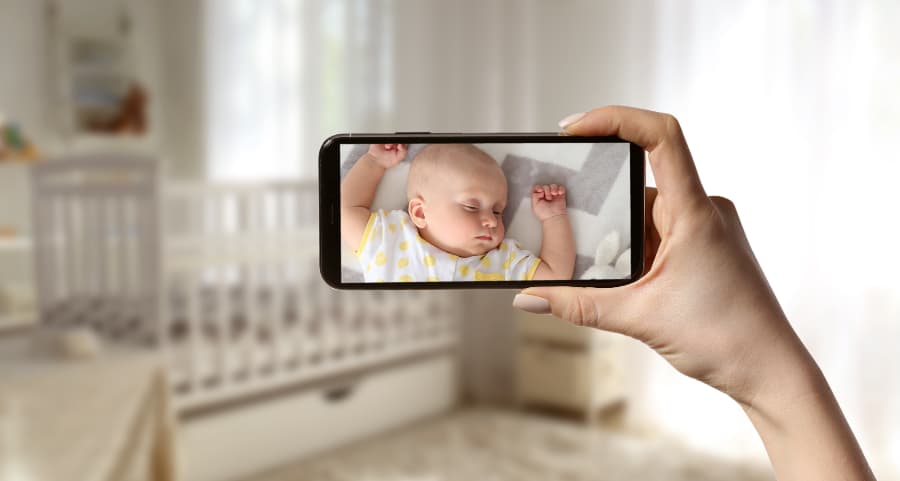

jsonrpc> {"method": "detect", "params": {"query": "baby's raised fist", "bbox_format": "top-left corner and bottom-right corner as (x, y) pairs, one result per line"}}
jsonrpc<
(531, 184), (568, 221)
(366, 144), (408, 169)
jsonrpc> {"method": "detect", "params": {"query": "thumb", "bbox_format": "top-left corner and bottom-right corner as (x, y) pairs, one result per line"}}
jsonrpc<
(514, 286), (633, 336)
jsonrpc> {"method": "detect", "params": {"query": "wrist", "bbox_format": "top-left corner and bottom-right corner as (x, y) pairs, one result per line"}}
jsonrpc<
(361, 153), (386, 171)
(539, 212), (568, 224)
(731, 318), (821, 411)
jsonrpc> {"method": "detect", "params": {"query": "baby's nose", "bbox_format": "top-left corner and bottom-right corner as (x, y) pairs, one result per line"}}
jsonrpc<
(482, 213), (497, 227)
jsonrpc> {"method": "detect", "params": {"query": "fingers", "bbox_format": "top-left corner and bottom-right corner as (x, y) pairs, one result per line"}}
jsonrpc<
(643, 187), (661, 276)
(533, 184), (566, 201)
(515, 286), (636, 337)
(562, 105), (708, 212)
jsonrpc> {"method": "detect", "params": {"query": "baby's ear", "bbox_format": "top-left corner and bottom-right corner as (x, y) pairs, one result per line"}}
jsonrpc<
(408, 197), (427, 228)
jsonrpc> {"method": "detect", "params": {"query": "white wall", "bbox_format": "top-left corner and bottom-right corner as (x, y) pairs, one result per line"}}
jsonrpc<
(0, 0), (51, 146)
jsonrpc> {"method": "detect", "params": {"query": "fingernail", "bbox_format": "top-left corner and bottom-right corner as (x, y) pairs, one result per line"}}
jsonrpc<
(558, 112), (586, 131)
(512, 294), (552, 315)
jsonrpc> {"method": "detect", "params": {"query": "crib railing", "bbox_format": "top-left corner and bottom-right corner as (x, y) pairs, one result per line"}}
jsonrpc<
(31, 155), (162, 344)
(31, 155), (460, 411)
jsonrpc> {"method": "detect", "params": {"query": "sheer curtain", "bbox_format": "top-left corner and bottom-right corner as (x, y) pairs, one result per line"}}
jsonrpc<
(642, 1), (900, 476)
(204, 0), (394, 180)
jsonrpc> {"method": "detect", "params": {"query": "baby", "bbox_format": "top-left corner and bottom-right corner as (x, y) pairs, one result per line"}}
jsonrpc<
(340, 143), (575, 282)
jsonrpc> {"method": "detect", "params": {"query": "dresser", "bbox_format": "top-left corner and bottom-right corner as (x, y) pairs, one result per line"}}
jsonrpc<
(515, 311), (625, 423)
(0, 332), (177, 481)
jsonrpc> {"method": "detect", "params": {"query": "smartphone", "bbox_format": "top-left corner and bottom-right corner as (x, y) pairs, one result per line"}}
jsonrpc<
(319, 132), (644, 289)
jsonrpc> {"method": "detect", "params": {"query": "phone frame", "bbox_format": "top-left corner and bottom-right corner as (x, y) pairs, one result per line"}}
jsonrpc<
(319, 132), (645, 289)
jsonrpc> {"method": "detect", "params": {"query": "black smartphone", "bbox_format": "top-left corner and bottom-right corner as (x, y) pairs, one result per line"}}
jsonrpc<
(319, 132), (644, 289)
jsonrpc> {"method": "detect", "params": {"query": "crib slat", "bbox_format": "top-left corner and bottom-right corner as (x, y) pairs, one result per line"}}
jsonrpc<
(64, 195), (79, 307)
(145, 176), (163, 347)
(136, 185), (157, 345)
(214, 191), (231, 388)
(114, 195), (128, 322)
(30, 189), (51, 320)
(268, 189), (286, 371)
(186, 266), (202, 391)
(95, 196), (109, 312)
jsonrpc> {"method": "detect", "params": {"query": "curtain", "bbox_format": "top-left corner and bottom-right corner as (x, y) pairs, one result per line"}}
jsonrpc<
(644, 1), (900, 475)
(204, 0), (394, 180)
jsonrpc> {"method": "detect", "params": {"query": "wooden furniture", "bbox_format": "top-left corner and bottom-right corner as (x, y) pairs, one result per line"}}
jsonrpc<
(0, 163), (37, 332)
(515, 311), (625, 423)
(0, 332), (177, 481)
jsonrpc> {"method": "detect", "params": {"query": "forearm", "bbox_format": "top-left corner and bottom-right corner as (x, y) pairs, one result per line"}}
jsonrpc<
(341, 153), (385, 210)
(538, 214), (575, 278)
(740, 332), (876, 481)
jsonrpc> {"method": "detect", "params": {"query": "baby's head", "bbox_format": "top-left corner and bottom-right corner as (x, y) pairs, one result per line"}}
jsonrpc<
(407, 144), (507, 257)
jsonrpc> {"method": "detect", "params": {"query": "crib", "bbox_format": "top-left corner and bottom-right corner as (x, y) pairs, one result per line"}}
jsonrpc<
(30, 155), (461, 412)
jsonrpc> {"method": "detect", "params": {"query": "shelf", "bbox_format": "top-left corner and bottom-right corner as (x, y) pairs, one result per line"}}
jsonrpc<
(0, 238), (32, 252)
(0, 312), (36, 332)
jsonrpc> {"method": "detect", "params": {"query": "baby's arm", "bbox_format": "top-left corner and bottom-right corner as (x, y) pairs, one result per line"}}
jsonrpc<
(530, 184), (576, 280)
(340, 144), (407, 251)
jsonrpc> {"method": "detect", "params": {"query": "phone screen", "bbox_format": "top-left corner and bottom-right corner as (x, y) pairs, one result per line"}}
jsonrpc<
(322, 136), (644, 289)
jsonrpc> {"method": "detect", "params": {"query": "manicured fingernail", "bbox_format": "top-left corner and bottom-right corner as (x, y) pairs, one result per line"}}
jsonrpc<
(558, 112), (586, 131)
(513, 294), (552, 314)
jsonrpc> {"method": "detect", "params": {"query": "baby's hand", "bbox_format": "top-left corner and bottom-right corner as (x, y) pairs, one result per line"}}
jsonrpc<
(531, 184), (568, 221)
(366, 144), (408, 169)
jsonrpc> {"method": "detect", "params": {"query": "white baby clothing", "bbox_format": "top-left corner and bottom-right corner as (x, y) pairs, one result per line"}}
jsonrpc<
(355, 209), (541, 282)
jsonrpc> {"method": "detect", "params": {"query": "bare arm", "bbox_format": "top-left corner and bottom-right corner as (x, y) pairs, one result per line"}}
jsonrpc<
(530, 184), (576, 280)
(741, 339), (877, 481)
(340, 144), (407, 251)
(513, 106), (877, 481)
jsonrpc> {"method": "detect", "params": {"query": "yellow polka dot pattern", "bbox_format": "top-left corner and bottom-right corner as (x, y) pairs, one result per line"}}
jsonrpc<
(475, 271), (505, 281)
(357, 210), (541, 283)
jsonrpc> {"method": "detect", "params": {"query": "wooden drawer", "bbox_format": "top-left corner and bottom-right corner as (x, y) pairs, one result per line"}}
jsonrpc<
(517, 342), (590, 410)
(182, 354), (458, 481)
(517, 312), (617, 349)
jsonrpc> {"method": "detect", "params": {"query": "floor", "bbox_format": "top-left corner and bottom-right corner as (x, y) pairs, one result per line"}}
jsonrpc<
(243, 407), (775, 481)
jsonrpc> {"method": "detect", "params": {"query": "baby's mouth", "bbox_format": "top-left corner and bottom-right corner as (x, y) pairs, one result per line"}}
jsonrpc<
(476, 234), (493, 241)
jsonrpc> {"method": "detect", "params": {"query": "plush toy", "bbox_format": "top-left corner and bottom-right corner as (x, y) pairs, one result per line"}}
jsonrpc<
(579, 230), (631, 280)
(0, 114), (40, 162)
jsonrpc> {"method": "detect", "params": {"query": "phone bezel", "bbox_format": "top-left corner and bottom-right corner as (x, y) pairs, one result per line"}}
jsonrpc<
(319, 132), (645, 289)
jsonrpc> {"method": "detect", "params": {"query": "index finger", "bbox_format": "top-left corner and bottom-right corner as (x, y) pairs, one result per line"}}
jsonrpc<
(563, 106), (708, 211)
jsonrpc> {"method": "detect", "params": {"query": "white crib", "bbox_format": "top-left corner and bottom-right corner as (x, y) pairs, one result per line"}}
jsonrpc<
(30, 155), (460, 412)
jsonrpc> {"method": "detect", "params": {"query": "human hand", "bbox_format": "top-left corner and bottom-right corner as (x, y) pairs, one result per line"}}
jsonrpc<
(366, 144), (407, 169)
(513, 106), (877, 481)
(514, 106), (810, 407)
(531, 184), (568, 221)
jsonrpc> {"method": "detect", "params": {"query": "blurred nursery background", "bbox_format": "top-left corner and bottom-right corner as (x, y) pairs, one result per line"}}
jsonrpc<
(1, 1), (899, 480)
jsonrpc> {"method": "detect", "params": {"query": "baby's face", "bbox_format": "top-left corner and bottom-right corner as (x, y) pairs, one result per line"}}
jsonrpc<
(416, 163), (508, 257)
